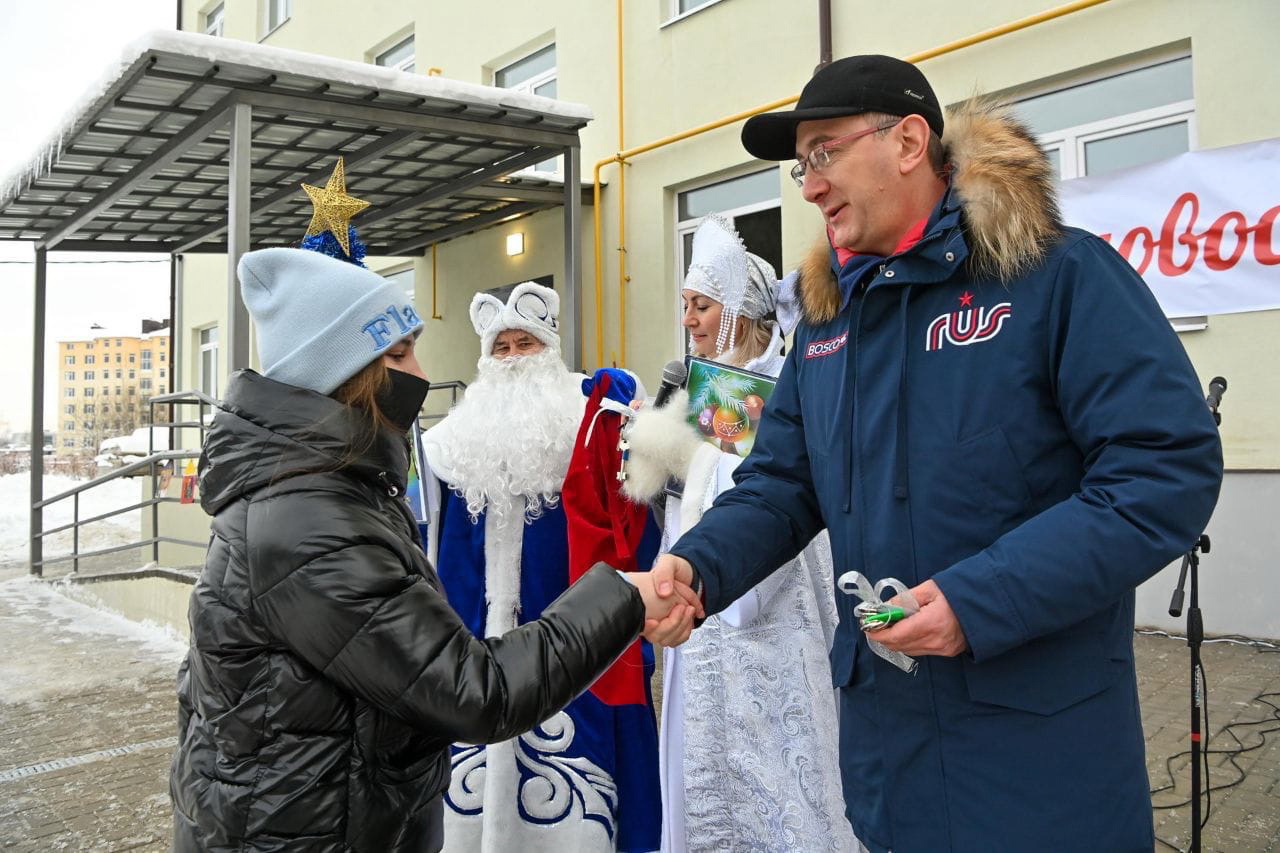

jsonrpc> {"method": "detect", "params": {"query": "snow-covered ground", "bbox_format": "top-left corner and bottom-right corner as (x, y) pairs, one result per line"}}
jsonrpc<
(0, 472), (142, 565)
(0, 574), (186, 704)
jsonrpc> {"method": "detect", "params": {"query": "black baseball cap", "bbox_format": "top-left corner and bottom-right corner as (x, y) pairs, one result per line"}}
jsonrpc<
(742, 55), (944, 161)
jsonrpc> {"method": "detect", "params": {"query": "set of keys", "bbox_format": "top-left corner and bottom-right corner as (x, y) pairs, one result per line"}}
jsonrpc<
(854, 601), (907, 632)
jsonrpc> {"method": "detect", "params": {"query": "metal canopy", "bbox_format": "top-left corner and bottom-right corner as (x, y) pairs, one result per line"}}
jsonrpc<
(0, 32), (591, 254)
(14, 32), (592, 576)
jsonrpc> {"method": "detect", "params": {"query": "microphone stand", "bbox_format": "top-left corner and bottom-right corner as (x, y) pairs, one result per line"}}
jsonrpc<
(1166, 381), (1224, 853)
(1168, 534), (1208, 853)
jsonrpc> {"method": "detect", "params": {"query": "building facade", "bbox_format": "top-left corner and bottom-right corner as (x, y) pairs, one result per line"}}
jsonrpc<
(176, 0), (1280, 636)
(55, 324), (170, 457)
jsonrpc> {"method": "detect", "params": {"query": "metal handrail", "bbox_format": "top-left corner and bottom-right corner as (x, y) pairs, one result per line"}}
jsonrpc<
(417, 380), (466, 429)
(149, 389), (221, 459)
(33, 435), (206, 574)
(33, 450), (198, 508)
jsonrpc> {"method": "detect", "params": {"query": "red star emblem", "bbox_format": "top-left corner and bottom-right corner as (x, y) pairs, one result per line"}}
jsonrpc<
(958, 291), (974, 308)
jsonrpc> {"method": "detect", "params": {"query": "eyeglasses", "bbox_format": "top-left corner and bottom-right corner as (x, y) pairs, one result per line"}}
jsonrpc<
(789, 119), (902, 188)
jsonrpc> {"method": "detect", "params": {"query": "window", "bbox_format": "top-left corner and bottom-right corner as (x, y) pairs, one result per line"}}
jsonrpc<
(128, 353), (135, 364)
(64, 355), (75, 365)
(115, 370), (121, 379)
(84, 388), (93, 398)
(375, 35), (415, 72)
(199, 326), (220, 399)
(496, 45), (558, 173)
(65, 388), (75, 398)
(64, 405), (74, 415)
(62, 438), (75, 448)
(1015, 55), (1202, 330)
(103, 339), (110, 348)
(84, 370), (94, 381)
(670, 0), (722, 18)
(85, 355), (94, 365)
(82, 437), (94, 448)
(115, 387), (122, 396)
(141, 378), (153, 392)
(203, 2), (225, 36)
(141, 350), (152, 370)
(160, 352), (167, 363)
(115, 339), (122, 346)
(675, 168), (783, 353)
(128, 369), (136, 379)
(64, 371), (75, 381)
(64, 422), (75, 431)
(115, 354), (121, 363)
(263, 0), (291, 35)
(83, 404), (94, 414)
(1014, 56), (1194, 181)
(128, 387), (136, 396)
(159, 369), (167, 379)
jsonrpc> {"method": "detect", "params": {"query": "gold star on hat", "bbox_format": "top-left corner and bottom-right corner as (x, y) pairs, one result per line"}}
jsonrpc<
(301, 157), (370, 256)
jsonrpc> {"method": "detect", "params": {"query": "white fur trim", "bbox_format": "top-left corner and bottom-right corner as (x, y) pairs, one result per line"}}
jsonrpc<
(678, 443), (722, 533)
(470, 281), (561, 355)
(620, 390), (703, 504)
(482, 501), (524, 638)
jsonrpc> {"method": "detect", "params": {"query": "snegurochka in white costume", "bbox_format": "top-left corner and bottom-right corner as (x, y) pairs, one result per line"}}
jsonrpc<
(623, 216), (859, 852)
(423, 282), (663, 853)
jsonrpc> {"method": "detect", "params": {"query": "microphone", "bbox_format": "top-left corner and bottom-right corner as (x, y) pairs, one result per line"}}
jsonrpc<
(1205, 376), (1227, 413)
(652, 360), (688, 409)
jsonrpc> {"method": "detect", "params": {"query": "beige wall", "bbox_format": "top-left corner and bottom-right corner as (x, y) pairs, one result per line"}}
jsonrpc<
(177, 0), (1280, 469)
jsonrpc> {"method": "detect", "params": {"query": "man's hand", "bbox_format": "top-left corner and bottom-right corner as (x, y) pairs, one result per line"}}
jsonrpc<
(629, 568), (700, 647)
(641, 554), (705, 647)
(873, 580), (968, 657)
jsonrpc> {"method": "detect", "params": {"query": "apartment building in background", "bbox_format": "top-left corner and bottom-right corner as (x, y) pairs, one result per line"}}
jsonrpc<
(55, 322), (170, 457)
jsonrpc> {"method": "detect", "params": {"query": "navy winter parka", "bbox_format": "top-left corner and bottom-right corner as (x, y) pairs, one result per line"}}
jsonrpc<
(670, 102), (1223, 852)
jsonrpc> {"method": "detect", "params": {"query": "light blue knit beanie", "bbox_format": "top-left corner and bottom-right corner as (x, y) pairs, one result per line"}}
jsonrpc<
(238, 247), (424, 395)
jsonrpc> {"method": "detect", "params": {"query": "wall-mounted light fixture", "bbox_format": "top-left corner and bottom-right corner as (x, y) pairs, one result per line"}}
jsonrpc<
(506, 233), (525, 256)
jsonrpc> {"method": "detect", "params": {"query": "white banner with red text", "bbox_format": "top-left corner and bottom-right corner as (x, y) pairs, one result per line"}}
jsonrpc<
(1058, 136), (1280, 318)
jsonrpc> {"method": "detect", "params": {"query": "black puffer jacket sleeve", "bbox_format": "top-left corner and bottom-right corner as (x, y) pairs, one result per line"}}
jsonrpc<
(245, 489), (644, 746)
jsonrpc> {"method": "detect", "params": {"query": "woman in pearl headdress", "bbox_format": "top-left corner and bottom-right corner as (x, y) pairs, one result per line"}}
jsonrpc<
(624, 215), (859, 852)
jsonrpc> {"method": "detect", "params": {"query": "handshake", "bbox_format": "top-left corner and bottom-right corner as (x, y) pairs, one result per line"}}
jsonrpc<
(628, 554), (703, 648)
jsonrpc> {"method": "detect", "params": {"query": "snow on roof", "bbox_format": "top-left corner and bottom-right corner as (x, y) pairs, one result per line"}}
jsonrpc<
(2, 29), (593, 201)
(61, 324), (170, 344)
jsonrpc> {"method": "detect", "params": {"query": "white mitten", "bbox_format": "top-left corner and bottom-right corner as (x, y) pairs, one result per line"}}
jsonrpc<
(621, 389), (703, 503)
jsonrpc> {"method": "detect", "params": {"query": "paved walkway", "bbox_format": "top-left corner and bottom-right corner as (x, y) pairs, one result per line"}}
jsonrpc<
(0, 564), (182, 851)
(0, 562), (1277, 851)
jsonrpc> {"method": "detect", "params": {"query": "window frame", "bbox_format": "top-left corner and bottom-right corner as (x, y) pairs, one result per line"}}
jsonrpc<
(199, 325), (220, 400)
(261, 0), (291, 39)
(375, 35), (416, 73)
(661, 0), (728, 28)
(495, 44), (560, 176)
(202, 2), (225, 36)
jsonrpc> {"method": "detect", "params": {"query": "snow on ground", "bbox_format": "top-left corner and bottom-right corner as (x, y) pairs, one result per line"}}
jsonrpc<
(0, 472), (142, 565)
(0, 574), (186, 704)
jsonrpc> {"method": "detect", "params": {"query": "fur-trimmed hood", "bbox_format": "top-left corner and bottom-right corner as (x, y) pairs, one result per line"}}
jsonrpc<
(797, 100), (1063, 325)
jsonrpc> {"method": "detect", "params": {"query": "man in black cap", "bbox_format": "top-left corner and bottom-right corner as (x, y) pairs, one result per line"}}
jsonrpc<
(645, 55), (1223, 851)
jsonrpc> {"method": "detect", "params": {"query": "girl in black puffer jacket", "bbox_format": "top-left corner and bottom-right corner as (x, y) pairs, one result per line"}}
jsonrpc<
(170, 248), (698, 852)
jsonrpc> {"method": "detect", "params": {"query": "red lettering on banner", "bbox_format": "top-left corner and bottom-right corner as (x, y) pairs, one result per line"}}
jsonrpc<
(1100, 192), (1280, 276)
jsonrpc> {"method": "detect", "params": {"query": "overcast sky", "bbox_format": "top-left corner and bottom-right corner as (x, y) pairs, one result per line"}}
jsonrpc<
(0, 0), (176, 435)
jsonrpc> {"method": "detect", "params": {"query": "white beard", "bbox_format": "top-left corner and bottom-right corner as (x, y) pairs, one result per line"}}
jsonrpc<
(424, 347), (584, 525)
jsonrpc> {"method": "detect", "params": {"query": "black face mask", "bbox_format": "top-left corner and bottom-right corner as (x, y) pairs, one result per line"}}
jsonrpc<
(378, 369), (430, 432)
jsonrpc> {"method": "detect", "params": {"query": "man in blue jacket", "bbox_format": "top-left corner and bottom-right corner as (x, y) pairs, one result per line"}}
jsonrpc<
(647, 55), (1223, 851)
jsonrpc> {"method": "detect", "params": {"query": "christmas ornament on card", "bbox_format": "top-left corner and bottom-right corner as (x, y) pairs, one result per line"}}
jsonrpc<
(683, 357), (777, 458)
